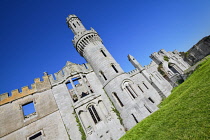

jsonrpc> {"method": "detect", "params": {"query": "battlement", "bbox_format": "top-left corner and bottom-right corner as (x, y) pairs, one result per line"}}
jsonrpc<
(0, 74), (51, 105)
(127, 68), (139, 76)
(49, 61), (93, 86)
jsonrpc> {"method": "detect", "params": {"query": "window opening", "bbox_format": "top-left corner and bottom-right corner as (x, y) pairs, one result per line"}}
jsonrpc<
(111, 64), (118, 73)
(148, 97), (155, 103)
(126, 86), (136, 99)
(143, 82), (149, 89)
(131, 114), (138, 124)
(22, 101), (36, 118)
(101, 50), (107, 57)
(88, 105), (101, 123)
(73, 23), (76, 28)
(72, 77), (80, 86)
(138, 86), (144, 93)
(100, 71), (107, 81)
(144, 105), (152, 113)
(66, 81), (73, 89)
(77, 21), (80, 26)
(113, 92), (124, 107)
(81, 92), (89, 98)
(29, 132), (42, 140)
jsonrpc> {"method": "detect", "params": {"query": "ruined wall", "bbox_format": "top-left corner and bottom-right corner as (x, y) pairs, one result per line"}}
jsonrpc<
(182, 35), (210, 65)
(0, 75), (69, 140)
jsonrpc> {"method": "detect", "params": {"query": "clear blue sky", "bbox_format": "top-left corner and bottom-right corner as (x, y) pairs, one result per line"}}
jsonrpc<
(0, 0), (210, 95)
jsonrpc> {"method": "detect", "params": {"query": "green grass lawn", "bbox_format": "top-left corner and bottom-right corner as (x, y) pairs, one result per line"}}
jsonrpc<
(120, 57), (210, 140)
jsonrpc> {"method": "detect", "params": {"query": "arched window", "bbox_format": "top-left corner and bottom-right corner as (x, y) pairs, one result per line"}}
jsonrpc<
(123, 81), (138, 99)
(113, 92), (124, 107)
(88, 105), (101, 124)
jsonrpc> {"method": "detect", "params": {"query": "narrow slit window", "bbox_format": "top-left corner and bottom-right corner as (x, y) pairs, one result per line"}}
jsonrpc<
(101, 50), (107, 57)
(138, 86), (144, 93)
(113, 92), (124, 107)
(143, 82), (149, 89)
(77, 21), (80, 26)
(29, 132), (42, 140)
(73, 23), (76, 28)
(131, 114), (138, 124)
(144, 104), (152, 113)
(100, 71), (107, 81)
(22, 101), (36, 118)
(148, 97), (155, 103)
(112, 64), (118, 73)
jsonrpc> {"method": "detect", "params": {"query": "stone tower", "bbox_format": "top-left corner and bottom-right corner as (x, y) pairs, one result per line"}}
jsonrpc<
(66, 14), (158, 129)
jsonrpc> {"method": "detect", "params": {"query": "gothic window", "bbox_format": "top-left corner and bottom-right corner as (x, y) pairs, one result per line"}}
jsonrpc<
(88, 105), (101, 124)
(66, 81), (73, 89)
(100, 71), (107, 81)
(113, 92), (124, 107)
(101, 49), (107, 57)
(111, 64), (118, 73)
(143, 82), (149, 89)
(123, 81), (138, 99)
(29, 132), (42, 140)
(22, 101), (36, 119)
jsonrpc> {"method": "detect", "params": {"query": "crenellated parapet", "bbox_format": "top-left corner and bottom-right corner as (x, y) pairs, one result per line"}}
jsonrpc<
(0, 73), (51, 105)
(49, 61), (93, 86)
(72, 29), (102, 56)
(127, 68), (139, 76)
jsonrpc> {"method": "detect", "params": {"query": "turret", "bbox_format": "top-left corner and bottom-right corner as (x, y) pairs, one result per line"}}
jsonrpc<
(128, 54), (144, 71)
(66, 14), (86, 35)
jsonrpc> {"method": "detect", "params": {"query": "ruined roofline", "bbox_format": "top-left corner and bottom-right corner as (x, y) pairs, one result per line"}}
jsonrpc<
(0, 61), (92, 106)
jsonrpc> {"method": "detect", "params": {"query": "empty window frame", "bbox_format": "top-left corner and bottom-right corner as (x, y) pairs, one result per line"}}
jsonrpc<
(66, 81), (73, 89)
(88, 105), (101, 124)
(111, 64), (118, 73)
(29, 132), (42, 140)
(101, 50), (107, 57)
(72, 77), (80, 86)
(113, 92), (124, 107)
(22, 101), (36, 118)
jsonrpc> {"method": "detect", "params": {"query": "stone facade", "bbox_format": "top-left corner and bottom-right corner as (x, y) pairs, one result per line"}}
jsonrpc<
(181, 35), (210, 66)
(0, 15), (190, 140)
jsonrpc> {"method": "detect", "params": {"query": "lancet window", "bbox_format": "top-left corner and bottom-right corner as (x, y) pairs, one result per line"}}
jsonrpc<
(88, 105), (101, 124)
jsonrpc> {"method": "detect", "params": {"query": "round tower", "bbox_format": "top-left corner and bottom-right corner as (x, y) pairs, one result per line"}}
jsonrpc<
(66, 14), (158, 130)
(66, 14), (124, 85)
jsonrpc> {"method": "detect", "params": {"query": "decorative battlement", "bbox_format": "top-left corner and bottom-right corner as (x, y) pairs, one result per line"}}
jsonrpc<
(0, 74), (51, 105)
(127, 69), (139, 76)
(72, 29), (102, 56)
(49, 62), (93, 86)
